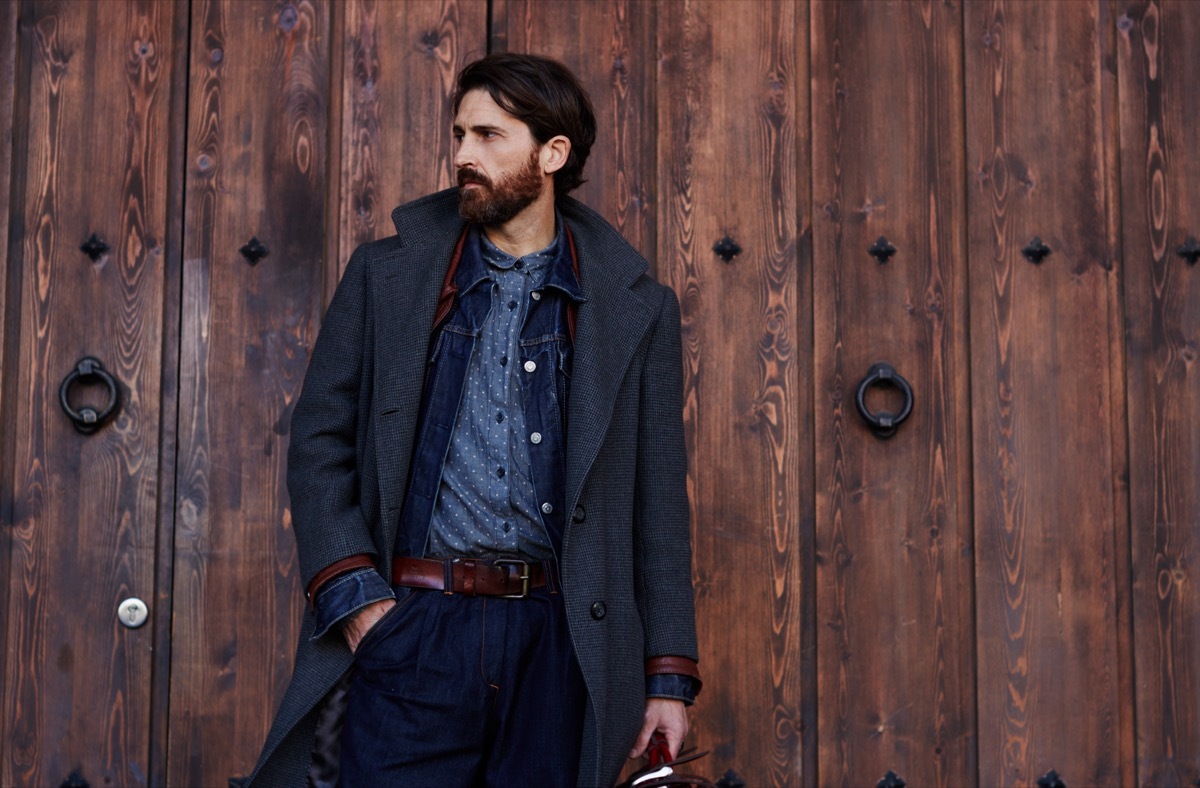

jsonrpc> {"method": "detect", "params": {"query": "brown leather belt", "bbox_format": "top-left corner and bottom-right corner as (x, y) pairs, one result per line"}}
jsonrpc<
(391, 556), (550, 598)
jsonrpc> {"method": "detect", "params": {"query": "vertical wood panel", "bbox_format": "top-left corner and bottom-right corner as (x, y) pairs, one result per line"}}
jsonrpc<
(498, 0), (657, 262)
(335, 0), (486, 286)
(171, 2), (329, 784)
(965, 3), (1124, 785)
(2, 1), (176, 784)
(1117, 1), (1200, 784)
(658, 2), (808, 784)
(811, 2), (974, 785)
(0, 0), (22, 768)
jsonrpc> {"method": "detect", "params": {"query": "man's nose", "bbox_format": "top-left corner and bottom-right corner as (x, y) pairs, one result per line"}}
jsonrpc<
(453, 139), (475, 170)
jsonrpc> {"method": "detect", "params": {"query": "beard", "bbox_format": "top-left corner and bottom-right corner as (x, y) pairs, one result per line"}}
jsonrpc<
(457, 148), (544, 225)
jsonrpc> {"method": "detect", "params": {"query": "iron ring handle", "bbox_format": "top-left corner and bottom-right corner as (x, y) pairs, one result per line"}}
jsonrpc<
(855, 362), (913, 440)
(59, 356), (120, 434)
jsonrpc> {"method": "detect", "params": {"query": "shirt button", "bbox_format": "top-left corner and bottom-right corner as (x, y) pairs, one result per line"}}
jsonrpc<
(503, 522), (512, 533)
(531, 291), (542, 301)
(497, 467), (506, 478)
(541, 502), (553, 514)
(508, 299), (518, 310)
(530, 432), (542, 444)
(500, 355), (508, 366)
(496, 411), (505, 423)
(523, 360), (537, 373)
(515, 259), (524, 269)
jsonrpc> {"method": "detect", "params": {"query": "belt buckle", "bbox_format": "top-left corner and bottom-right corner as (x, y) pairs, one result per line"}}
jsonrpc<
(494, 559), (530, 599)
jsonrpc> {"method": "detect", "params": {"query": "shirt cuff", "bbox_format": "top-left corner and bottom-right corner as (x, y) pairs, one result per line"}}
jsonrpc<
(646, 673), (700, 706)
(310, 568), (395, 640)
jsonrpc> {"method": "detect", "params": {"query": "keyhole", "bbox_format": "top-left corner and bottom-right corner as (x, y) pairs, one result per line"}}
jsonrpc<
(125, 603), (140, 623)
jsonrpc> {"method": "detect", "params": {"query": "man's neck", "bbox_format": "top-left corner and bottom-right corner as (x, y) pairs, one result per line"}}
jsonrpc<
(482, 190), (558, 258)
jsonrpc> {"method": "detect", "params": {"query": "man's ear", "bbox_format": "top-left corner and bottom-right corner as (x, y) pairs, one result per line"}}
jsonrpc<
(541, 135), (572, 176)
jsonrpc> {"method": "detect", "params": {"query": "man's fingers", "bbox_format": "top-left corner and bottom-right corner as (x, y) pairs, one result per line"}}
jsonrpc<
(628, 718), (654, 759)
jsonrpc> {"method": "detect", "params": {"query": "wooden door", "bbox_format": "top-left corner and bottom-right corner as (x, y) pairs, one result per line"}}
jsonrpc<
(0, 2), (182, 785)
(3, 2), (1200, 787)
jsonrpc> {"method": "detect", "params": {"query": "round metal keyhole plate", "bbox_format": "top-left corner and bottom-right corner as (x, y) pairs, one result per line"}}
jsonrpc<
(118, 598), (148, 628)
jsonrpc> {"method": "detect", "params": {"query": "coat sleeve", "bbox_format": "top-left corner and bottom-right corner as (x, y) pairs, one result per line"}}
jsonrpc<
(632, 286), (700, 663)
(287, 246), (381, 588)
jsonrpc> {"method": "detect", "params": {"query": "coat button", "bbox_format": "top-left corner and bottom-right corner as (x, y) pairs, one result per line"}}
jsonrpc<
(590, 601), (607, 620)
(572, 505), (586, 523)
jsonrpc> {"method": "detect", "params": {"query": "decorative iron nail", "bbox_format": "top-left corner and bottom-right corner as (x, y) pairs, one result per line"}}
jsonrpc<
(713, 235), (742, 263)
(240, 236), (269, 265)
(716, 770), (746, 788)
(1176, 236), (1200, 265)
(1022, 236), (1052, 264)
(877, 770), (907, 788)
(60, 772), (89, 788)
(868, 236), (897, 263)
(1036, 770), (1066, 788)
(80, 234), (110, 261)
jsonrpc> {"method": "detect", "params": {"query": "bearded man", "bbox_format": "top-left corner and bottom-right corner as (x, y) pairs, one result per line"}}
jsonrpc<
(241, 54), (700, 787)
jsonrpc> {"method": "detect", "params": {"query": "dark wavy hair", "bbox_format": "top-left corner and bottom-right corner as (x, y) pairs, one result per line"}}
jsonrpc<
(453, 53), (597, 196)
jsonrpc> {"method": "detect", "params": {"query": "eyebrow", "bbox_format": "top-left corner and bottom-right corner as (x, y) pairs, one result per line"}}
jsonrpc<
(453, 123), (506, 136)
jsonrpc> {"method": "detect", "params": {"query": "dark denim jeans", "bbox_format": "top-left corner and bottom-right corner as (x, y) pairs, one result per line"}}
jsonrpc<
(339, 586), (587, 787)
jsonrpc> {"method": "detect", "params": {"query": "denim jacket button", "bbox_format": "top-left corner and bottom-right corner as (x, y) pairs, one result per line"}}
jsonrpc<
(530, 432), (542, 444)
(541, 502), (554, 515)
(523, 360), (537, 373)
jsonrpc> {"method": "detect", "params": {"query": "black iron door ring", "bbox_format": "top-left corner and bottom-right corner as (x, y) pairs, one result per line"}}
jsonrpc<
(855, 362), (913, 439)
(59, 356), (121, 434)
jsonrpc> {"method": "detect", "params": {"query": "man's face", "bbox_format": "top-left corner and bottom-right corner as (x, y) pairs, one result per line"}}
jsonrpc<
(453, 89), (546, 225)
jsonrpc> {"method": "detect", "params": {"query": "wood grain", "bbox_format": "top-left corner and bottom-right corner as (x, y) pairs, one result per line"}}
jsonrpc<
(334, 0), (486, 289)
(811, 2), (974, 785)
(497, 0), (657, 263)
(1116, 1), (1200, 784)
(2, 1), (175, 784)
(657, 2), (806, 784)
(0, 0), (22, 772)
(965, 2), (1123, 785)
(170, 2), (330, 784)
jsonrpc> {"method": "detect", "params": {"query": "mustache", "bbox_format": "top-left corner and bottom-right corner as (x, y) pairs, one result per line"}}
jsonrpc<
(457, 168), (491, 188)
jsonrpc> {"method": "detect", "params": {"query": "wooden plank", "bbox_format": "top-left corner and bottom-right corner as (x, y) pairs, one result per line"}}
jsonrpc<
(170, 2), (331, 784)
(657, 2), (808, 784)
(146, 1), (191, 785)
(497, 0), (657, 263)
(335, 0), (487, 288)
(965, 3), (1124, 785)
(1, 1), (176, 784)
(0, 0), (23, 769)
(1116, 1), (1200, 783)
(811, 2), (974, 786)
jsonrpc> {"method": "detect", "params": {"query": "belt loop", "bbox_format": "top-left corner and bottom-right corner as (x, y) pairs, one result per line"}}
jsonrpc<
(442, 558), (454, 596)
(544, 558), (558, 595)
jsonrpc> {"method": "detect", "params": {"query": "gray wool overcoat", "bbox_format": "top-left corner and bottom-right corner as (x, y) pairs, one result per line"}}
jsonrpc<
(241, 189), (699, 787)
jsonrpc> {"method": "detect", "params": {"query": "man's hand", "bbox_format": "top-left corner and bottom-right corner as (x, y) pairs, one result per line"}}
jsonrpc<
(341, 598), (396, 654)
(628, 698), (689, 760)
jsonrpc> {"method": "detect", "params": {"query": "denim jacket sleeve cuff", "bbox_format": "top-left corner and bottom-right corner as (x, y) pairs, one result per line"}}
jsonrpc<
(310, 568), (395, 641)
(646, 673), (700, 706)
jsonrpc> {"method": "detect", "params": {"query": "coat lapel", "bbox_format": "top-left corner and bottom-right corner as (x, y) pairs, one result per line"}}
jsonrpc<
(373, 191), (465, 551)
(562, 200), (657, 514)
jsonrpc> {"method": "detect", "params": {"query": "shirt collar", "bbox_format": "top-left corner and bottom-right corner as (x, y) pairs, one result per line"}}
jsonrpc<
(455, 216), (585, 303)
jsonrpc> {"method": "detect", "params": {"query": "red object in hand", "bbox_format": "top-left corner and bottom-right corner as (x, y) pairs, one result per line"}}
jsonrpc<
(647, 732), (672, 767)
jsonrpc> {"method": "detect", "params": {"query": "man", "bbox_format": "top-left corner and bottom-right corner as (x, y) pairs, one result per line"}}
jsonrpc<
(243, 54), (699, 787)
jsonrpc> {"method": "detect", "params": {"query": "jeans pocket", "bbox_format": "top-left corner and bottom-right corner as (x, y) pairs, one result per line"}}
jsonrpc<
(353, 591), (416, 659)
